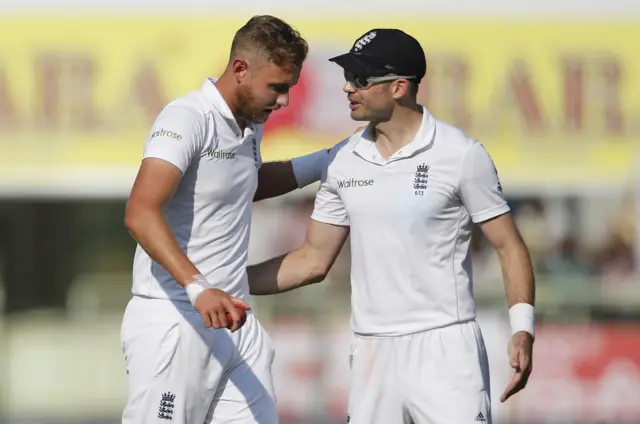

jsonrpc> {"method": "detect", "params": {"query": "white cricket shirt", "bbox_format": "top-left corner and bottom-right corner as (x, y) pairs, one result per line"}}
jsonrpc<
(131, 78), (262, 303)
(312, 108), (510, 337)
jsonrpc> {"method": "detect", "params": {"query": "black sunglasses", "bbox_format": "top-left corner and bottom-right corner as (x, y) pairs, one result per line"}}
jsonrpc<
(343, 70), (417, 89)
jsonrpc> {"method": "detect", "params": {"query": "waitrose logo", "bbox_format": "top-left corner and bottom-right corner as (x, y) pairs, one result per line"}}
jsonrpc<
(205, 149), (236, 160)
(337, 178), (374, 188)
(150, 128), (182, 140)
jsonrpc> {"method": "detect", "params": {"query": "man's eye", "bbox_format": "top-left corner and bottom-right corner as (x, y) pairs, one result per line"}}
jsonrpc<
(271, 84), (289, 94)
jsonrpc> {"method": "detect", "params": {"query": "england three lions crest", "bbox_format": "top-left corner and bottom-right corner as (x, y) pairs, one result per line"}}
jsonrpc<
(413, 163), (429, 196)
(158, 392), (175, 420)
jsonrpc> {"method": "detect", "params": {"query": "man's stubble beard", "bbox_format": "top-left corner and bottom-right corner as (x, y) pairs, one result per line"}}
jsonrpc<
(236, 84), (265, 123)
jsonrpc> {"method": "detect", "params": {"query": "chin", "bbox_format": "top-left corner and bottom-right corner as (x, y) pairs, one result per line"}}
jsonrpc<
(249, 111), (272, 124)
(350, 111), (369, 121)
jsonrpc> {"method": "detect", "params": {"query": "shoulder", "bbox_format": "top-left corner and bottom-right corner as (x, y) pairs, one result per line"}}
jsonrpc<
(166, 90), (211, 116)
(328, 133), (360, 166)
(155, 88), (218, 128)
(429, 118), (499, 174)
(432, 118), (478, 155)
(319, 133), (361, 183)
(149, 93), (217, 147)
(332, 132), (362, 160)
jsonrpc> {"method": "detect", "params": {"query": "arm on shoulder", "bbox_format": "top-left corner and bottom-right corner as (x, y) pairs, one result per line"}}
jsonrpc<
(253, 131), (359, 202)
(254, 161), (299, 202)
(247, 219), (349, 295)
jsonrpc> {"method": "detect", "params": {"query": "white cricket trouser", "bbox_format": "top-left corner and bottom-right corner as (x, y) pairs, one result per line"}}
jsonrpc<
(348, 319), (491, 424)
(120, 296), (278, 424)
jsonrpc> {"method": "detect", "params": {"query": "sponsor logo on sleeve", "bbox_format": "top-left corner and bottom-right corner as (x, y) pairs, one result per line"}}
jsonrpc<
(150, 128), (182, 141)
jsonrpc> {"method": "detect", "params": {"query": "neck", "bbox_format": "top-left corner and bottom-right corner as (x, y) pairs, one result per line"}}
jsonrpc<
(213, 72), (247, 130)
(371, 104), (423, 159)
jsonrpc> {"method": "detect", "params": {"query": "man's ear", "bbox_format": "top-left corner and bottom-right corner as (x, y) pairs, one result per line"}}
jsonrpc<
(391, 79), (411, 100)
(232, 58), (250, 82)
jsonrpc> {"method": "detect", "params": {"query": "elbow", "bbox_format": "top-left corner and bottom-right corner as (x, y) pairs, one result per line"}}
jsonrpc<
(124, 203), (136, 231)
(308, 260), (331, 285)
(302, 244), (338, 285)
(308, 272), (327, 286)
(124, 202), (146, 236)
(124, 214), (139, 238)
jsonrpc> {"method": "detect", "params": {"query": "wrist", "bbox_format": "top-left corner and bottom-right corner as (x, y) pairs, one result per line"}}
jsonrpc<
(185, 274), (209, 306)
(509, 303), (535, 339)
(291, 149), (329, 188)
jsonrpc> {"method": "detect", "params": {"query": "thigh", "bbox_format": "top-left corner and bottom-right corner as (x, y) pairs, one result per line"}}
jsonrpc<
(406, 321), (492, 424)
(207, 315), (278, 424)
(121, 298), (231, 424)
(347, 337), (411, 424)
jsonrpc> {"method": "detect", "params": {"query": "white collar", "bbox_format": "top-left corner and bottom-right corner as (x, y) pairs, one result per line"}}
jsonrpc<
(352, 106), (436, 165)
(201, 77), (256, 138)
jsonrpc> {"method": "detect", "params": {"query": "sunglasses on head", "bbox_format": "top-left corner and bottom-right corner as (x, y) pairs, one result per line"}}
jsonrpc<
(343, 70), (417, 89)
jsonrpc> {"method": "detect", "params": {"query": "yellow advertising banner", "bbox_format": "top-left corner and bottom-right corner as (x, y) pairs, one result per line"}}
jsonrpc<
(0, 18), (638, 195)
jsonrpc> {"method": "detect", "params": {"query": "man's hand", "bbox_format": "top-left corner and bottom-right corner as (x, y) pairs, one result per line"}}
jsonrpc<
(193, 288), (251, 332)
(500, 331), (533, 402)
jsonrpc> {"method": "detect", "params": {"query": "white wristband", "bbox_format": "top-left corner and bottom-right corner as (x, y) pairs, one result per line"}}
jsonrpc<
(291, 149), (330, 188)
(185, 274), (208, 306)
(509, 303), (535, 338)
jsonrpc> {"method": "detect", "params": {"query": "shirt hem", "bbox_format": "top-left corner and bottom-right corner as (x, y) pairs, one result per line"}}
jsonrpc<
(310, 212), (349, 227)
(470, 203), (510, 223)
(353, 316), (477, 339)
(142, 153), (186, 174)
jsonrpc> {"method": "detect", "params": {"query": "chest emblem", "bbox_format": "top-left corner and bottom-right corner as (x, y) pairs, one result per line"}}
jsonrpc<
(413, 163), (429, 196)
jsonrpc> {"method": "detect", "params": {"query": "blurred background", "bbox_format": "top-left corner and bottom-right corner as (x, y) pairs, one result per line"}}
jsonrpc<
(0, 0), (639, 423)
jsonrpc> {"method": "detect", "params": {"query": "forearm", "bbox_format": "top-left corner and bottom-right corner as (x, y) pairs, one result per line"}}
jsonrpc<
(254, 161), (298, 202)
(125, 207), (200, 287)
(497, 241), (536, 307)
(248, 246), (327, 295)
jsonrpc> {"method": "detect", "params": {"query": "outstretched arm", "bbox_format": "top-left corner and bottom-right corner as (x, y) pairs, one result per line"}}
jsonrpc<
(250, 136), (351, 293)
(254, 133), (357, 202)
(248, 219), (349, 294)
(253, 151), (327, 202)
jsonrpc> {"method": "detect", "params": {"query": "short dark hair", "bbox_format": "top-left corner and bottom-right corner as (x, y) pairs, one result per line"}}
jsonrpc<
(231, 15), (308, 69)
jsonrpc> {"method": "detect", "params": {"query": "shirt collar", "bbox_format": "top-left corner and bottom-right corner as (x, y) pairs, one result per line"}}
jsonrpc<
(201, 77), (235, 120)
(201, 77), (256, 138)
(352, 106), (436, 165)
